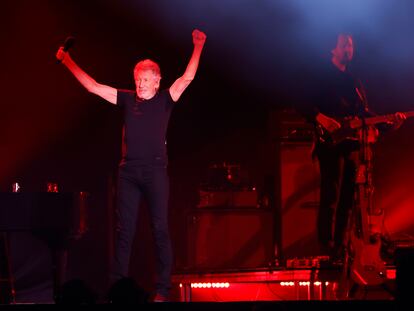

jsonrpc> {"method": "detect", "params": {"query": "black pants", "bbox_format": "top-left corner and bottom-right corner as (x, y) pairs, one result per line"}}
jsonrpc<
(315, 142), (359, 254)
(110, 162), (172, 296)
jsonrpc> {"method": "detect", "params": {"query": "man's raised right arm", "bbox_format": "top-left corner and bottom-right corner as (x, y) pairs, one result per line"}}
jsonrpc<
(56, 47), (117, 105)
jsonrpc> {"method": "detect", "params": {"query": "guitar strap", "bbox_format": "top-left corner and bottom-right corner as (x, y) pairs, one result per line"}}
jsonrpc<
(355, 78), (369, 110)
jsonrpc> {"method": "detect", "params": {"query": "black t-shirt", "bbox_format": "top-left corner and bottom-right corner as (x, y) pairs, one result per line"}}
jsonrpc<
(307, 61), (368, 122)
(117, 89), (174, 165)
(297, 61), (372, 151)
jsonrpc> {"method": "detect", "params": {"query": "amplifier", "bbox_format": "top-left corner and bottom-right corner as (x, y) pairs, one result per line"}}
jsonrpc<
(197, 190), (258, 208)
(280, 142), (320, 258)
(186, 208), (274, 270)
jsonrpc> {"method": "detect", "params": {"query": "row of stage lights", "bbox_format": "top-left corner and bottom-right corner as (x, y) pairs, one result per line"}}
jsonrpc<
(280, 281), (329, 286)
(180, 281), (330, 289)
(188, 282), (230, 288)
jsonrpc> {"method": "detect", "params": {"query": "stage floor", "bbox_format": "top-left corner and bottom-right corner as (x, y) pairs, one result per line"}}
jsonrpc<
(0, 300), (403, 311)
(170, 265), (397, 302)
(0, 264), (402, 309)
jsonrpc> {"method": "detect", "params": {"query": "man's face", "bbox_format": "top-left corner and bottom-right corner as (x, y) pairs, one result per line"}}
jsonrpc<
(332, 35), (354, 65)
(135, 69), (160, 100)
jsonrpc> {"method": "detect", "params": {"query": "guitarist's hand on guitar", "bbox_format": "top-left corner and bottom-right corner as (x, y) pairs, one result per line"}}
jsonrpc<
(388, 111), (407, 130)
(366, 125), (379, 143)
(349, 117), (363, 129)
(316, 112), (341, 133)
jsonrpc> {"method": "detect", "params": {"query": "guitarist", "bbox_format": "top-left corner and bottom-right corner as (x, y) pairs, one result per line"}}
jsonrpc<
(299, 33), (406, 264)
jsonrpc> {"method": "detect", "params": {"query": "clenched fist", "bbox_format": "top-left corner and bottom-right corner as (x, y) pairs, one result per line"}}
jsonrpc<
(192, 29), (206, 47)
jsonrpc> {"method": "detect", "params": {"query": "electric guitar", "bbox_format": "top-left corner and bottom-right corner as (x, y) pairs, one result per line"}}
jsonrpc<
(316, 111), (414, 145)
(349, 131), (386, 286)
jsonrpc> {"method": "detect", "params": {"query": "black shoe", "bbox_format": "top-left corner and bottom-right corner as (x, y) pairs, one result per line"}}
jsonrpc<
(329, 245), (345, 267)
(107, 277), (149, 304)
(152, 293), (169, 303)
(318, 242), (334, 257)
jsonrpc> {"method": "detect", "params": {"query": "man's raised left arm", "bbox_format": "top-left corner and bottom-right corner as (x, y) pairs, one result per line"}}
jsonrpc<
(169, 29), (206, 102)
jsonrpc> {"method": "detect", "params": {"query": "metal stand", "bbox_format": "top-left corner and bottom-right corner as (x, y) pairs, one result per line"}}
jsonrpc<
(337, 123), (387, 299)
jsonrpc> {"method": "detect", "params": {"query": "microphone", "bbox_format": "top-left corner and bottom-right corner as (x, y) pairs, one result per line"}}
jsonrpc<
(57, 36), (76, 63)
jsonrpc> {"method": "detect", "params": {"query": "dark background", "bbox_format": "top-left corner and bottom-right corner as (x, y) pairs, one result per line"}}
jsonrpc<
(2, 0), (414, 301)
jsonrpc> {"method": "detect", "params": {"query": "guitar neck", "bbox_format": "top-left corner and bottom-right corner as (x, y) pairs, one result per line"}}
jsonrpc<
(365, 111), (414, 126)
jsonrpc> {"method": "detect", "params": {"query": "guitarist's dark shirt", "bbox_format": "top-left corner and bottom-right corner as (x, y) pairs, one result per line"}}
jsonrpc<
(300, 61), (374, 150)
(304, 61), (368, 123)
